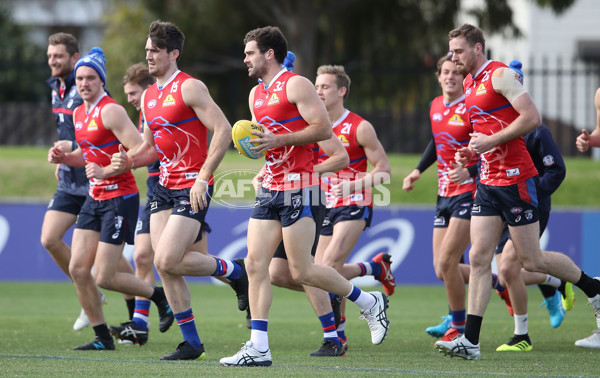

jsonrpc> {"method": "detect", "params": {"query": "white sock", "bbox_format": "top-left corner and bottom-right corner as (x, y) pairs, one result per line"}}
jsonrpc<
(514, 314), (528, 335)
(349, 289), (376, 311)
(250, 326), (269, 352)
(543, 275), (561, 288)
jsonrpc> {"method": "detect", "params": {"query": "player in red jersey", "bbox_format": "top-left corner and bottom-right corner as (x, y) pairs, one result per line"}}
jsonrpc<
(220, 27), (390, 367)
(111, 21), (245, 361)
(404, 54), (478, 342)
(48, 47), (173, 351)
(435, 23), (600, 360)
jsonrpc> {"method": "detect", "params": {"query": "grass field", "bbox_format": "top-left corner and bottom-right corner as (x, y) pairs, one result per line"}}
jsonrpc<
(2, 146), (600, 207)
(0, 282), (599, 376)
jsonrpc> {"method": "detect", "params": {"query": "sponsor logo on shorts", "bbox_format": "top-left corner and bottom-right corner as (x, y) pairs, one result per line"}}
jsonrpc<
(177, 207), (186, 212)
(291, 209), (300, 219)
(515, 215), (522, 223)
(459, 209), (468, 216)
(112, 232), (120, 239)
(471, 205), (481, 213)
(150, 201), (157, 211)
(510, 207), (523, 214)
(434, 216), (446, 226)
(350, 208), (361, 216)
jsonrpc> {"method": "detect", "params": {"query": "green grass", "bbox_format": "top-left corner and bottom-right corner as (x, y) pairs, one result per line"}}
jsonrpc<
(2, 146), (600, 207)
(0, 282), (598, 376)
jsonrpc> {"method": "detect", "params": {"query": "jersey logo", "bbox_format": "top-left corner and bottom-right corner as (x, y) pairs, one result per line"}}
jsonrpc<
(338, 134), (350, 147)
(75, 121), (83, 131)
(476, 83), (487, 95)
(148, 99), (157, 109)
(432, 113), (443, 122)
(254, 99), (264, 108)
(448, 114), (464, 126)
(87, 119), (98, 131)
(162, 94), (176, 107)
(267, 93), (280, 105)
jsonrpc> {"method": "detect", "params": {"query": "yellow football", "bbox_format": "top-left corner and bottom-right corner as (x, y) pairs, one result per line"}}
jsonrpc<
(232, 120), (266, 159)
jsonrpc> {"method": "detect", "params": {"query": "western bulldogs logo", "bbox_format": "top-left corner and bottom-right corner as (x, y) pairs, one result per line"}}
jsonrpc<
(525, 209), (534, 221)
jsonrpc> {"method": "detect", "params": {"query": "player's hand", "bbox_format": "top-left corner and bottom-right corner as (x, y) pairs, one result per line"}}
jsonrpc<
(448, 161), (470, 184)
(54, 140), (73, 152)
(576, 129), (591, 152)
(252, 171), (265, 193)
(48, 146), (65, 164)
(330, 177), (352, 198)
(250, 125), (278, 152)
(111, 144), (129, 171)
(469, 132), (494, 154)
(190, 178), (208, 213)
(455, 147), (475, 167)
(402, 169), (420, 192)
(85, 162), (105, 180)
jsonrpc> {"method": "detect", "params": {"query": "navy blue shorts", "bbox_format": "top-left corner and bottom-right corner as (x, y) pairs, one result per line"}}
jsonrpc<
(273, 199), (325, 260)
(76, 193), (139, 245)
(251, 185), (323, 227)
(472, 178), (539, 227)
(135, 198), (211, 240)
(149, 184), (213, 243)
(320, 205), (372, 236)
(433, 191), (473, 228)
(495, 199), (550, 255)
(47, 191), (86, 215)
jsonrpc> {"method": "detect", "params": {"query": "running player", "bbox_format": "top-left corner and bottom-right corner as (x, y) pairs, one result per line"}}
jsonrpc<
(220, 26), (390, 367)
(48, 47), (173, 351)
(435, 24), (600, 360)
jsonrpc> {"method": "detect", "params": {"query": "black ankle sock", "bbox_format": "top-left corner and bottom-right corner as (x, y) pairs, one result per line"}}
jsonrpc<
(93, 323), (111, 340)
(126, 298), (135, 320)
(558, 281), (567, 297)
(464, 314), (482, 345)
(538, 284), (556, 298)
(576, 271), (600, 298)
(149, 286), (163, 304)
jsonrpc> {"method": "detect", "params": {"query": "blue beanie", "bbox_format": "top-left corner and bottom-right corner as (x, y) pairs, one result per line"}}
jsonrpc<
(508, 60), (524, 84)
(283, 51), (296, 72)
(75, 47), (107, 85)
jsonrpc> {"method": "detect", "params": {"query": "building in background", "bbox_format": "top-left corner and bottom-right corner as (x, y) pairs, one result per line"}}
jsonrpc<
(7, 0), (108, 53)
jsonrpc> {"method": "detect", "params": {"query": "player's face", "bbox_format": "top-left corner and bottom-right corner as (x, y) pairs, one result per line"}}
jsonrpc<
(449, 36), (477, 76)
(438, 60), (463, 97)
(145, 38), (172, 77)
(124, 82), (144, 111)
(75, 66), (103, 102)
(315, 73), (343, 110)
(244, 41), (268, 79)
(47, 44), (78, 79)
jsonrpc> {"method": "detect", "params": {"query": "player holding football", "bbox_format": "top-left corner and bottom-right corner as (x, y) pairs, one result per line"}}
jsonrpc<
(220, 26), (390, 367)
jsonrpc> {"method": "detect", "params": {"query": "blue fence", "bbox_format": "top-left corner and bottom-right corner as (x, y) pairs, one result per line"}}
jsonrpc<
(0, 203), (595, 284)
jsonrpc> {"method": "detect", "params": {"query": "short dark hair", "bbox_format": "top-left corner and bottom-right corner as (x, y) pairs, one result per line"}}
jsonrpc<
(48, 32), (79, 56)
(148, 20), (185, 60)
(316, 65), (351, 100)
(436, 54), (453, 76)
(243, 26), (287, 64)
(122, 62), (155, 88)
(448, 23), (485, 51)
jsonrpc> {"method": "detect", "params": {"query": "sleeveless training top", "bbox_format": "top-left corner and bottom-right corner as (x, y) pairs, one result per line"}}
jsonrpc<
(463, 60), (537, 186)
(252, 69), (316, 191)
(318, 110), (372, 208)
(430, 95), (476, 197)
(74, 93), (138, 200)
(143, 71), (209, 190)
